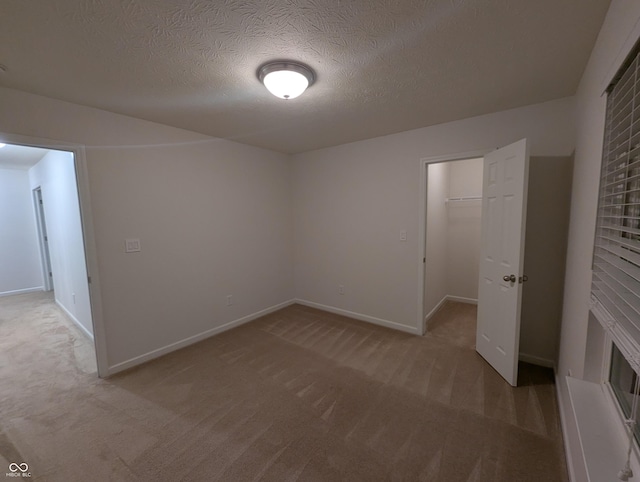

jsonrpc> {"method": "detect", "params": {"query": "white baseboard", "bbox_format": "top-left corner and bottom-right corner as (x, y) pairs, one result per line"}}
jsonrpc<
(56, 300), (94, 341)
(424, 295), (478, 331)
(108, 299), (296, 376)
(446, 295), (478, 305)
(518, 352), (555, 368)
(295, 299), (421, 335)
(424, 295), (448, 330)
(0, 286), (44, 297)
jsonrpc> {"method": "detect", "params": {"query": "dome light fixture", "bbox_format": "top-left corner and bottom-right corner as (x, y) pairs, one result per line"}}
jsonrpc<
(258, 61), (315, 100)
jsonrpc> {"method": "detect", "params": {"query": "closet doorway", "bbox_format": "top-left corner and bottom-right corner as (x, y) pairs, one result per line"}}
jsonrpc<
(423, 157), (484, 331)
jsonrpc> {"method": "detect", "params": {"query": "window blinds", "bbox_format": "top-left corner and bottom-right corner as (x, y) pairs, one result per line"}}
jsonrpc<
(592, 47), (640, 371)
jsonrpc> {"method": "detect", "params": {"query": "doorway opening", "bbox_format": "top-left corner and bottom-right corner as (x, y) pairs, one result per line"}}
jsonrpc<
(418, 140), (531, 386)
(0, 140), (99, 374)
(422, 157), (484, 333)
(417, 149), (491, 338)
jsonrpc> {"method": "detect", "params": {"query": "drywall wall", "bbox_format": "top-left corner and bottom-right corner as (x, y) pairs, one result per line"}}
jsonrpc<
(557, 1), (640, 480)
(445, 158), (483, 300)
(520, 156), (573, 365)
(425, 162), (449, 320)
(293, 96), (575, 333)
(0, 168), (42, 295)
(0, 87), (294, 371)
(559, 0), (640, 381)
(29, 150), (93, 337)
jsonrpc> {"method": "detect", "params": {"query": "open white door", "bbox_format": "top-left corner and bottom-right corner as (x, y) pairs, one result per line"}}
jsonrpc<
(476, 138), (529, 386)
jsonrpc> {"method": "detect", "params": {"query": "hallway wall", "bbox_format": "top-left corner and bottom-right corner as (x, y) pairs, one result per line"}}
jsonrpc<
(0, 168), (42, 295)
(29, 150), (93, 337)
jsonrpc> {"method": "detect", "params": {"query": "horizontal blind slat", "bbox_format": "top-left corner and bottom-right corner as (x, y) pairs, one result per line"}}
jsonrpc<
(596, 243), (640, 268)
(592, 283), (640, 342)
(592, 269), (640, 316)
(594, 253), (640, 285)
(596, 234), (640, 254)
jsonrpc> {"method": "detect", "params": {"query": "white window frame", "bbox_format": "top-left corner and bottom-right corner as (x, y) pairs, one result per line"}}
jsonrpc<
(602, 335), (640, 462)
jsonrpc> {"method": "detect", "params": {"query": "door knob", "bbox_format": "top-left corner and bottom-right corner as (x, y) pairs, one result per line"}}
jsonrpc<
(503, 274), (516, 283)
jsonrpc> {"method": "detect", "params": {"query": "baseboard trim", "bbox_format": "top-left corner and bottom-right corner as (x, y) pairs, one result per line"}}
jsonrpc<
(446, 295), (478, 305)
(424, 295), (478, 332)
(55, 300), (94, 341)
(518, 352), (555, 368)
(424, 296), (448, 330)
(107, 298), (296, 376)
(0, 286), (44, 297)
(295, 299), (421, 335)
(556, 374), (578, 482)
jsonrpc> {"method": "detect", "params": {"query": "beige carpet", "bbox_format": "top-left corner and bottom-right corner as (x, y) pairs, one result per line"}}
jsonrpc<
(0, 293), (567, 481)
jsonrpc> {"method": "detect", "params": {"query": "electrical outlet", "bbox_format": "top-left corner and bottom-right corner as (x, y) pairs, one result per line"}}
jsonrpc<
(338, 285), (345, 295)
(226, 295), (233, 306)
(400, 230), (407, 241)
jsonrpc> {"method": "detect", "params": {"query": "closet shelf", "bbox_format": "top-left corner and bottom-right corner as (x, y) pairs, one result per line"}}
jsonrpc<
(445, 196), (482, 204)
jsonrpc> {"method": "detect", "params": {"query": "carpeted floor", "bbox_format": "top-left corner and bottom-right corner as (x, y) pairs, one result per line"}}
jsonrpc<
(0, 293), (567, 481)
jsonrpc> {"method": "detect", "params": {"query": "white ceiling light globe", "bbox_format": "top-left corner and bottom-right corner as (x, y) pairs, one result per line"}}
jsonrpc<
(258, 61), (315, 100)
(263, 70), (309, 100)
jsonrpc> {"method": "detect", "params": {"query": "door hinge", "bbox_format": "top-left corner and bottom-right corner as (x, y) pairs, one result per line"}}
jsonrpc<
(88, 276), (92, 284)
(49, 271), (52, 277)
(423, 257), (426, 263)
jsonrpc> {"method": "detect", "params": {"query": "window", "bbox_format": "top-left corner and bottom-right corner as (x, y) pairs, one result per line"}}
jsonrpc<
(591, 41), (640, 370)
(584, 36), (640, 482)
(610, 343), (640, 443)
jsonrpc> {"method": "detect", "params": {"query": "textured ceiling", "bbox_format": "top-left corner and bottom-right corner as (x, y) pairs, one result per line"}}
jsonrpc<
(0, 0), (611, 154)
(0, 144), (49, 170)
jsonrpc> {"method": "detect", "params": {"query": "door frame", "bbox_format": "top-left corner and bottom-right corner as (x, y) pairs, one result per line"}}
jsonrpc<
(33, 187), (53, 291)
(417, 148), (491, 334)
(0, 131), (108, 378)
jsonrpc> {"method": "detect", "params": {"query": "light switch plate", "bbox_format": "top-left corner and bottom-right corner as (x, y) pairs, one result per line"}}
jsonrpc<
(125, 238), (141, 253)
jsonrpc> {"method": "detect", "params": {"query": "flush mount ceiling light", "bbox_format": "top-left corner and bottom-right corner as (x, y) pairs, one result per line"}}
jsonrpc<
(258, 61), (315, 100)
(0, 143), (6, 148)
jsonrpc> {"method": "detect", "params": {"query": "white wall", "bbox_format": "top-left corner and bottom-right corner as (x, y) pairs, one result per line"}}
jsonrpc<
(293, 97), (575, 332)
(560, 0), (640, 381)
(425, 162), (449, 319)
(520, 156), (573, 365)
(446, 158), (483, 300)
(557, 0), (640, 480)
(0, 168), (42, 295)
(0, 87), (294, 372)
(29, 150), (93, 337)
